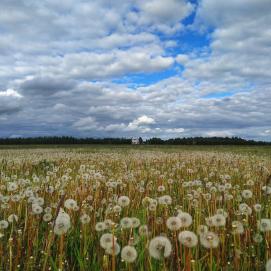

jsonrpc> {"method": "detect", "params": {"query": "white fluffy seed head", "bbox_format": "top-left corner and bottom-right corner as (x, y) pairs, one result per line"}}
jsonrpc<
(166, 216), (181, 231)
(211, 214), (226, 227)
(177, 212), (193, 228)
(178, 231), (198, 248)
(121, 245), (138, 263)
(80, 214), (90, 224)
(118, 196), (130, 207)
(120, 217), (132, 229)
(100, 233), (117, 249)
(149, 236), (172, 260)
(200, 232), (219, 249)
(95, 222), (106, 232)
(53, 209), (71, 235)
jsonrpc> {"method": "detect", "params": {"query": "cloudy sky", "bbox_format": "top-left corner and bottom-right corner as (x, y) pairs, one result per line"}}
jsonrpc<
(0, 0), (271, 140)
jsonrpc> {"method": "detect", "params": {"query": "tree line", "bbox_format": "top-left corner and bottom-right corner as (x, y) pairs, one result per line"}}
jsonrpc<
(0, 136), (270, 145)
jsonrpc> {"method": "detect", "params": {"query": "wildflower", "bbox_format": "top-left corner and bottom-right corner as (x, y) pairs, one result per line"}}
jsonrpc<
(34, 197), (45, 206)
(253, 233), (263, 243)
(53, 209), (71, 235)
(64, 199), (78, 210)
(113, 205), (122, 213)
(211, 214), (226, 227)
(80, 214), (90, 224)
(100, 233), (117, 249)
(178, 231), (198, 248)
(44, 207), (52, 213)
(0, 220), (8, 229)
(120, 217), (132, 229)
(95, 222), (106, 232)
(43, 213), (52, 222)
(262, 186), (271, 195)
(216, 209), (228, 218)
(200, 232), (219, 248)
(104, 219), (114, 229)
(253, 204), (262, 212)
(149, 203), (157, 211)
(178, 212), (193, 227)
(131, 217), (140, 228)
(118, 196), (130, 207)
(157, 185), (165, 192)
(197, 225), (208, 236)
(239, 203), (252, 215)
(121, 245), (138, 263)
(139, 225), (149, 236)
(7, 182), (18, 192)
(32, 204), (43, 215)
(242, 189), (253, 199)
(105, 242), (121, 256)
(149, 236), (172, 260)
(258, 219), (271, 232)
(166, 217), (181, 231)
(158, 195), (172, 205)
(8, 214), (18, 223)
(232, 221), (244, 235)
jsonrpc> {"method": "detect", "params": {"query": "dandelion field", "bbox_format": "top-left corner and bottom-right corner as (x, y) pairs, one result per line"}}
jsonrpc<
(0, 146), (271, 271)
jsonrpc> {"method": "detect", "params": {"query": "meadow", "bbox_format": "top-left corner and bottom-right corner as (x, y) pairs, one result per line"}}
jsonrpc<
(0, 145), (271, 270)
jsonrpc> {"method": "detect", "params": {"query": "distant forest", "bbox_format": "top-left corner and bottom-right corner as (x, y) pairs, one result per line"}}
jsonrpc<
(0, 136), (270, 145)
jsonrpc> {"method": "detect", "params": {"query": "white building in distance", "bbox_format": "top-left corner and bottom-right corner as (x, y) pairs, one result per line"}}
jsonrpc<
(131, 137), (140, 144)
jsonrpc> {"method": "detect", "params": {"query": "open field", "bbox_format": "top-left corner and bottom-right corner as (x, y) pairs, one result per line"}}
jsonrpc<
(0, 146), (271, 270)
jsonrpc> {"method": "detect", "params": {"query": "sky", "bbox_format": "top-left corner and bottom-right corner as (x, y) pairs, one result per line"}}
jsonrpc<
(0, 0), (271, 140)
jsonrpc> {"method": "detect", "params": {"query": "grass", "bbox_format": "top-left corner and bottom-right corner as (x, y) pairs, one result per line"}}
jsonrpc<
(0, 145), (271, 270)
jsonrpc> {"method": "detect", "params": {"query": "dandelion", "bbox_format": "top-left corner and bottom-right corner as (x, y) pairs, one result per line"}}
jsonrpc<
(80, 214), (90, 224)
(158, 195), (172, 205)
(0, 220), (8, 229)
(105, 242), (121, 256)
(8, 214), (18, 223)
(64, 199), (78, 210)
(44, 207), (52, 213)
(262, 186), (271, 195)
(178, 212), (193, 228)
(197, 225), (208, 236)
(43, 213), (52, 222)
(146, 202), (156, 212)
(232, 221), (244, 235)
(253, 233), (263, 243)
(53, 209), (71, 235)
(242, 189), (253, 199)
(253, 204), (262, 212)
(118, 196), (130, 207)
(95, 222), (106, 232)
(131, 217), (140, 228)
(178, 231), (198, 248)
(239, 203), (252, 215)
(32, 204), (43, 215)
(100, 233), (117, 249)
(7, 182), (18, 192)
(149, 236), (172, 260)
(258, 219), (271, 232)
(211, 214), (226, 227)
(120, 217), (132, 229)
(166, 216), (181, 231)
(104, 219), (114, 229)
(200, 232), (219, 248)
(113, 205), (122, 213)
(157, 185), (165, 192)
(121, 245), (138, 263)
(139, 225), (149, 236)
